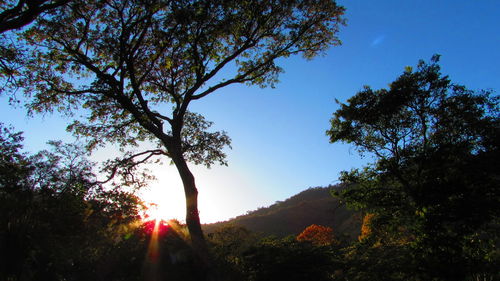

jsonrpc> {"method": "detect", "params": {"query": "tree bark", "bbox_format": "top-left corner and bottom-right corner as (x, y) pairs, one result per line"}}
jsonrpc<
(170, 150), (217, 281)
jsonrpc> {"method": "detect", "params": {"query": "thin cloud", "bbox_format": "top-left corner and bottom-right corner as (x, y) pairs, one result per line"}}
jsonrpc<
(371, 35), (386, 47)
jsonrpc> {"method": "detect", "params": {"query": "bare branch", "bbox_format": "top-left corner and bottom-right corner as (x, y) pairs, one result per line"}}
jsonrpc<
(96, 149), (166, 185)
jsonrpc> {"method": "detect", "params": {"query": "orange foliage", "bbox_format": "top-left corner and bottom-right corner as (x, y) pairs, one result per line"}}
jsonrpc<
(296, 224), (336, 246)
(359, 213), (376, 241)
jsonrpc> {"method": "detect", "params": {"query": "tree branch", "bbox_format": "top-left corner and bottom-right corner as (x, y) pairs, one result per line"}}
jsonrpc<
(0, 0), (70, 33)
(95, 149), (166, 185)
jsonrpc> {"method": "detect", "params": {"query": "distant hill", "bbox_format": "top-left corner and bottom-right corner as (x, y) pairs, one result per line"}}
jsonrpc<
(203, 185), (362, 240)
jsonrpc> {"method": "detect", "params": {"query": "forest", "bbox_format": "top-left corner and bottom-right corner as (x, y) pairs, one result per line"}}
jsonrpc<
(1, 0), (499, 281)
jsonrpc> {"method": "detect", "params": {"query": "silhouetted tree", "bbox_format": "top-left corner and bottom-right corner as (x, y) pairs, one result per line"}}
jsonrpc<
(13, 0), (346, 277)
(242, 236), (340, 281)
(328, 56), (499, 280)
(207, 226), (259, 281)
(0, 124), (145, 281)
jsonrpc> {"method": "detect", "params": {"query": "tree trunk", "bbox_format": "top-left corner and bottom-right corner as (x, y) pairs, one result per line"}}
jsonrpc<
(170, 151), (218, 281)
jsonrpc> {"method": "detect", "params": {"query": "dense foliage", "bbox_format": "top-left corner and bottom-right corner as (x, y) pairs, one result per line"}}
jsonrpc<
(296, 224), (336, 246)
(328, 56), (500, 280)
(0, 124), (152, 280)
(208, 225), (344, 281)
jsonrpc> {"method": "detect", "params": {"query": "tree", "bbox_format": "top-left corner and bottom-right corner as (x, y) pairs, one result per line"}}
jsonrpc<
(241, 236), (340, 281)
(207, 226), (259, 280)
(15, 0), (346, 277)
(0, 124), (145, 281)
(327, 56), (499, 280)
(297, 224), (336, 246)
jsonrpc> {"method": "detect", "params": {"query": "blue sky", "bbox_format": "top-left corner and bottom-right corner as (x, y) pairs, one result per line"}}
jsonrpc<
(1, 1), (499, 223)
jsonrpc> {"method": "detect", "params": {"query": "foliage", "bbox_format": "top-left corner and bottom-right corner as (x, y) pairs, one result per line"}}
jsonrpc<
(297, 224), (337, 246)
(17, 0), (346, 160)
(358, 213), (375, 241)
(328, 56), (500, 280)
(340, 242), (417, 281)
(0, 0), (70, 33)
(241, 236), (341, 281)
(0, 0), (70, 95)
(0, 124), (147, 281)
(208, 225), (260, 280)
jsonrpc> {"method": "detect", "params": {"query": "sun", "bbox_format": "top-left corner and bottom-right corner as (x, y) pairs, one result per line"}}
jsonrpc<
(144, 203), (162, 222)
(139, 163), (245, 224)
(138, 165), (188, 222)
(140, 182), (186, 222)
(141, 185), (186, 222)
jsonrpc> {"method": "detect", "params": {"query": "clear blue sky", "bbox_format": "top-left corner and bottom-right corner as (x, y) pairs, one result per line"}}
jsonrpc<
(1, 1), (499, 223)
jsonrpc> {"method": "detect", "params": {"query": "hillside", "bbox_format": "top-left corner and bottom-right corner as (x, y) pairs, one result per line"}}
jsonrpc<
(203, 185), (362, 240)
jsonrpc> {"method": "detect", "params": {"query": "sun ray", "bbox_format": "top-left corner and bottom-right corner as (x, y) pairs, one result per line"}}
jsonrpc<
(143, 217), (172, 281)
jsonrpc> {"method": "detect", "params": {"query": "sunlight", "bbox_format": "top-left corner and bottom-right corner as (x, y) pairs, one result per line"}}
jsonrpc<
(147, 218), (161, 262)
(140, 163), (265, 224)
(143, 218), (171, 281)
(140, 166), (186, 222)
(145, 203), (163, 222)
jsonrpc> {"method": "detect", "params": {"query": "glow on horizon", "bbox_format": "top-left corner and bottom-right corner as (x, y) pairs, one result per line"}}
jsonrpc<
(139, 163), (265, 224)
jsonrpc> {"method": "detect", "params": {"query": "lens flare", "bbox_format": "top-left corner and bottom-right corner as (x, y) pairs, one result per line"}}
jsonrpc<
(143, 217), (171, 281)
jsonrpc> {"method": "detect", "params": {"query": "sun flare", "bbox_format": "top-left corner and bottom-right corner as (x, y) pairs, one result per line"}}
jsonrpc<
(144, 203), (162, 222)
(139, 164), (252, 224)
(138, 165), (188, 222)
(142, 191), (184, 222)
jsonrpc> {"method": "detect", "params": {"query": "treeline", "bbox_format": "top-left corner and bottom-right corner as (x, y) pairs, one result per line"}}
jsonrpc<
(0, 124), (216, 280)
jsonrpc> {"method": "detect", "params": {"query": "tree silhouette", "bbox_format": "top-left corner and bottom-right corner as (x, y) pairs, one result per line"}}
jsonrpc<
(0, 124), (145, 281)
(328, 56), (499, 280)
(242, 237), (339, 281)
(14, 0), (346, 278)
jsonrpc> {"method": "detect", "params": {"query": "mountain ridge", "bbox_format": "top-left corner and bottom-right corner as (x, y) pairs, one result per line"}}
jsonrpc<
(203, 185), (362, 240)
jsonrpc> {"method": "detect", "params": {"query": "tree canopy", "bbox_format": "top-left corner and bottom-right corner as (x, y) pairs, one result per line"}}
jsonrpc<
(0, 123), (149, 281)
(10, 0), (346, 278)
(0, 0), (71, 93)
(327, 56), (500, 280)
(17, 0), (345, 157)
(0, 0), (70, 33)
(297, 224), (336, 246)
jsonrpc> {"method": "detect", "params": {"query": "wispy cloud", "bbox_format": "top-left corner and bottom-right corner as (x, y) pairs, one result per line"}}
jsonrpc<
(371, 35), (386, 47)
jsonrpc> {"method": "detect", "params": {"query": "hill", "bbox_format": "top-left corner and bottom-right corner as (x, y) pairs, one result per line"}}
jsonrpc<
(203, 185), (362, 240)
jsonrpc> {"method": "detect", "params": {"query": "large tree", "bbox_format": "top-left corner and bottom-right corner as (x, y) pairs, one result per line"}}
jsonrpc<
(327, 56), (499, 280)
(15, 0), (345, 277)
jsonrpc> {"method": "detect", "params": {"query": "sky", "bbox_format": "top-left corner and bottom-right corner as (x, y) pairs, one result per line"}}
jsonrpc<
(1, 1), (499, 223)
